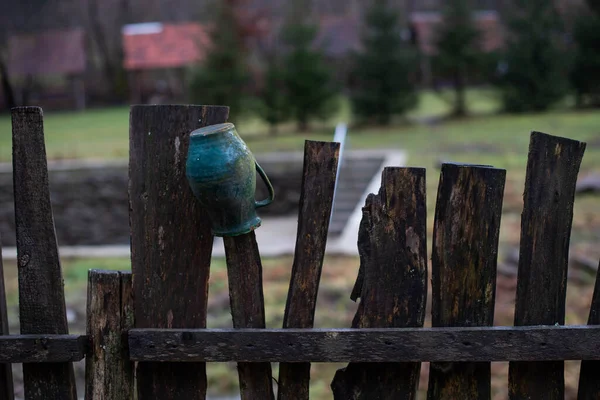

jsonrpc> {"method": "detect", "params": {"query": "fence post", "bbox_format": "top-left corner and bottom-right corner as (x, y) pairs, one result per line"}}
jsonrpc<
(0, 233), (13, 400)
(331, 167), (428, 399)
(129, 105), (229, 400)
(427, 163), (505, 398)
(508, 131), (586, 399)
(277, 140), (340, 399)
(222, 233), (275, 400)
(578, 259), (600, 397)
(11, 107), (77, 399)
(85, 270), (134, 399)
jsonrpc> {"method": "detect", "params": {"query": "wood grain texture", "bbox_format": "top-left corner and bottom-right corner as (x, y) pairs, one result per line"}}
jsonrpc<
(427, 164), (505, 399)
(278, 140), (340, 400)
(11, 107), (77, 399)
(223, 233), (275, 400)
(0, 235), (13, 400)
(85, 270), (134, 400)
(577, 259), (600, 399)
(508, 131), (586, 400)
(331, 168), (428, 400)
(128, 325), (600, 362)
(129, 105), (229, 400)
(0, 335), (87, 363)
(119, 272), (134, 394)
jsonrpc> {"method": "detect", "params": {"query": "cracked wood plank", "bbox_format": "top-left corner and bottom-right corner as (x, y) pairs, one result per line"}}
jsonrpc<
(331, 167), (427, 400)
(427, 163), (505, 399)
(85, 270), (134, 399)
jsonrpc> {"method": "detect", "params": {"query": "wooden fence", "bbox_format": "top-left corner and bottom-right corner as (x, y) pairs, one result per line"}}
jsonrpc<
(1, 105), (599, 400)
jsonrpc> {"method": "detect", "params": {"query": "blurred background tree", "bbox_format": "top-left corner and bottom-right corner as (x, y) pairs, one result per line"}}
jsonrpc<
(280, 2), (338, 132)
(258, 52), (290, 135)
(189, 0), (250, 122)
(349, 0), (419, 126)
(433, 0), (483, 117)
(496, 0), (570, 113)
(570, 0), (600, 108)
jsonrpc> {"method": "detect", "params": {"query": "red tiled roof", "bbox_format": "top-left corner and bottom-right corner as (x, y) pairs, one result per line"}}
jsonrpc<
(8, 28), (86, 76)
(123, 22), (211, 70)
(410, 11), (503, 55)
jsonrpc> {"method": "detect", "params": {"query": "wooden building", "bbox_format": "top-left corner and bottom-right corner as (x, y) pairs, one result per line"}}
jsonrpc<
(122, 22), (211, 103)
(7, 28), (88, 110)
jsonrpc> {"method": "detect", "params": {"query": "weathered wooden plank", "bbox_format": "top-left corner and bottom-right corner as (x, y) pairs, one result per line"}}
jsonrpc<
(85, 270), (134, 400)
(11, 107), (77, 399)
(0, 335), (87, 363)
(127, 325), (600, 362)
(119, 272), (134, 396)
(223, 233), (275, 400)
(277, 140), (340, 400)
(427, 164), (505, 399)
(0, 235), (14, 400)
(331, 167), (428, 400)
(577, 259), (600, 399)
(129, 105), (229, 400)
(508, 131), (586, 399)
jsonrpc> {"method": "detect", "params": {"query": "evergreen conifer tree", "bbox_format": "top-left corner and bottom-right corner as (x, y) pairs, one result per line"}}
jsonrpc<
(259, 54), (289, 135)
(570, 0), (600, 107)
(189, 0), (250, 121)
(496, 0), (570, 112)
(350, 0), (419, 125)
(434, 0), (482, 117)
(281, 19), (338, 131)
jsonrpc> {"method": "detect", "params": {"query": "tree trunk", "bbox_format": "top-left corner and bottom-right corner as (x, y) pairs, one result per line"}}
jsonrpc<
(21, 75), (34, 106)
(453, 68), (466, 117)
(269, 123), (278, 136)
(87, 0), (128, 102)
(575, 91), (583, 109)
(0, 58), (16, 109)
(298, 114), (309, 132)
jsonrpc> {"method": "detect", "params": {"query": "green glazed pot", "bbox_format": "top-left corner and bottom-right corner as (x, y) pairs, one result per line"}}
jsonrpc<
(186, 123), (275, 237)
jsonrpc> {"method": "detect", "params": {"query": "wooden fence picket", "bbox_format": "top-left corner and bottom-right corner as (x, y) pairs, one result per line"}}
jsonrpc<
(278, 140), (340, 400)
(427, 163), (505, 399)
(129, 105), (229, 400)
(0, 234), (13, 400)
(508, 132), (586, 399)
(331, 167), (428, 399)
(577, 260), (600, 398)
(85, 270), (134, 399)
(12, 107), (78, 399)
(223, 232), (275, 400)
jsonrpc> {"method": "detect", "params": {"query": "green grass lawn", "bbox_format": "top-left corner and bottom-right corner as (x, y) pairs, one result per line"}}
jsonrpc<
(0, 88), (500, 161)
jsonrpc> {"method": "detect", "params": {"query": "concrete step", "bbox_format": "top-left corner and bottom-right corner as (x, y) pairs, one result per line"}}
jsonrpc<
(330, 200), (359, 212)
(328, 156), (386, 235)
(328, 220), (349, 236)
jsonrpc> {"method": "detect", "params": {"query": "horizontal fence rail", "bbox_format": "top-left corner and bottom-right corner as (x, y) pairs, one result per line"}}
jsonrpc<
(0, 335), (87, 363)
(127, 326), (600, 363)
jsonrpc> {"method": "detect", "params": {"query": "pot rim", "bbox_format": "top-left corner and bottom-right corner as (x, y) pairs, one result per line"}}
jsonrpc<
(190, 122), (235, 138)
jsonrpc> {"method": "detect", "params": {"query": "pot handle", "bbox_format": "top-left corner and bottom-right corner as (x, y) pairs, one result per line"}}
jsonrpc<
(255, 160), (275, 208)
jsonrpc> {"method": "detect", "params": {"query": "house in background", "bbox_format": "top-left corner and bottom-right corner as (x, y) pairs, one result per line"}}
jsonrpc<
(122, 22), (211, 104)
(409, 10), (503, 86)
(7, 28), (88, 110)
(315, 14), (361, 90)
